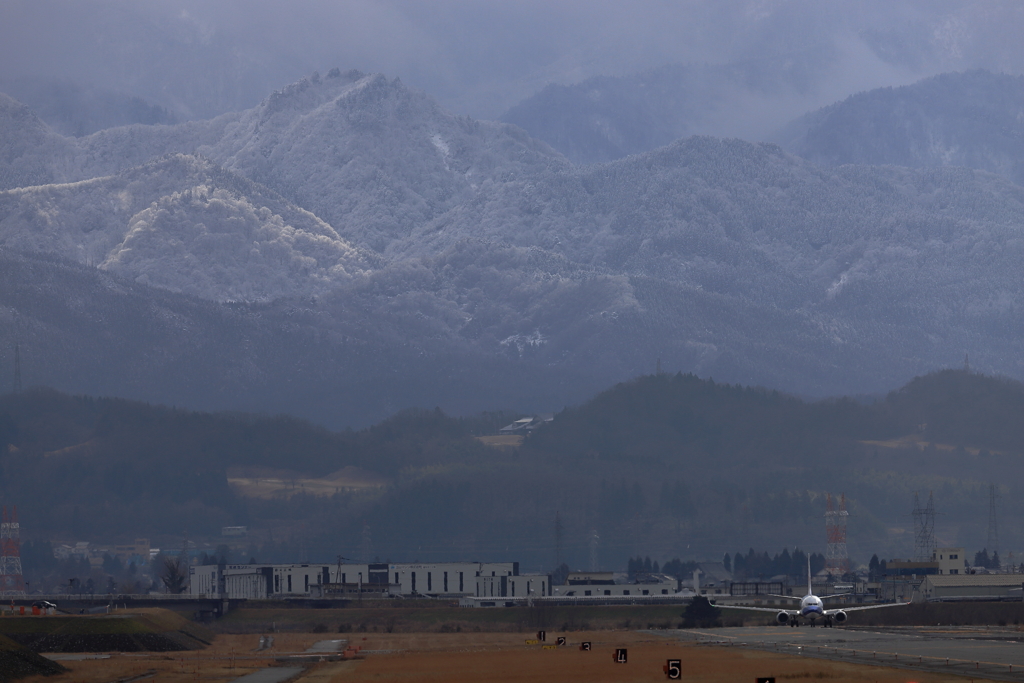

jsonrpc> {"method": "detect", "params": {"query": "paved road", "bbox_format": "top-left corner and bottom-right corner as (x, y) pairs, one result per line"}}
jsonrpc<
(305, 640), (345, 653)
(668, 626), (1024, 681)
(229, 665), (304, 683)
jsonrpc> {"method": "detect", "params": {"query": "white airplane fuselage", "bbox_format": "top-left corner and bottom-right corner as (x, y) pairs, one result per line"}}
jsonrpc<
(797, 593), (824, 621)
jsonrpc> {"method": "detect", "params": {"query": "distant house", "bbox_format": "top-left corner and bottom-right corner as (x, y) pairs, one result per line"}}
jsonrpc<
(498, 414), (554, 434)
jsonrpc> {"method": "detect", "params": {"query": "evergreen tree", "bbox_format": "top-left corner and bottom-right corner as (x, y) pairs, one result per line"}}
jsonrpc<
(680, 596), (721, 628)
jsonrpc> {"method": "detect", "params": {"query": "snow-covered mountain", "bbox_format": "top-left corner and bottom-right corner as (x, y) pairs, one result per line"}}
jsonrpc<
(0, 154), (373, 301)
(3, 69), (1024, 425)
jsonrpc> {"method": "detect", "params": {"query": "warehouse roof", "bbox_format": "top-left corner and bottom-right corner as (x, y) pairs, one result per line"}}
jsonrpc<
(923, 574), (1024, 587)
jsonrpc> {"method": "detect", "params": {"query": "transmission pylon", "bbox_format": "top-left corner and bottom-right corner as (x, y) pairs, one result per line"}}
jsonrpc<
(912, 491), (936, 561)
(824, 493), (850, 575)
(987, 484), (1000, 556)
(588, 530), (599, 572)
(0, 506), (25, 596)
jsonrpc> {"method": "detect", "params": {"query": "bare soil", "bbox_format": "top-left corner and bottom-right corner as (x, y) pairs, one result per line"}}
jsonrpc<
(18, 630), (978, 683)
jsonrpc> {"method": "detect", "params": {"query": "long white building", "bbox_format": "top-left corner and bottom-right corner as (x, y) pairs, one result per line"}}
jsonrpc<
(189, 560), (550, 600)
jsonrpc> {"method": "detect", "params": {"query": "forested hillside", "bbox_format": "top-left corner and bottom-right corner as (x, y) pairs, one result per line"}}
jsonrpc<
(780, 70), (1024, 185)
(2, 370), (1021, 573)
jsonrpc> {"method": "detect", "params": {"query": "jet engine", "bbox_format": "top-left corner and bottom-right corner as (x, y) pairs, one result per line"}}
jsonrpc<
(832, 610), (848, 624)
(775, 611), (790, 625)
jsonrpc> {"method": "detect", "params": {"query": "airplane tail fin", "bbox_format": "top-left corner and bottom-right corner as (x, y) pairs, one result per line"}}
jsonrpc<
(807, 555), (812, 596)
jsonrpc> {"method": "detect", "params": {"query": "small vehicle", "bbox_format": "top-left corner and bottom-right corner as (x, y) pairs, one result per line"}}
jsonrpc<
(31, 601), (56, 610)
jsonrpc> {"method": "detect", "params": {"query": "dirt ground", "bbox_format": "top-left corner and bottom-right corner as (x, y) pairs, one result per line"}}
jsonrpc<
(19, 630), (980, 683)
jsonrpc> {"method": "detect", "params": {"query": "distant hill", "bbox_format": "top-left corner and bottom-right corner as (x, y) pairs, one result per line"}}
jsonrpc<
(501, 61), (824, 164)
(0, 77), (177, 137)
(3, 370), (1023, 572)
(779, 70), (1024, 186)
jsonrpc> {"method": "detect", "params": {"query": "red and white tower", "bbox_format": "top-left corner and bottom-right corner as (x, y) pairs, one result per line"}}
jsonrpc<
(824, 493), (850, 576)
(0, 506), (25, 596)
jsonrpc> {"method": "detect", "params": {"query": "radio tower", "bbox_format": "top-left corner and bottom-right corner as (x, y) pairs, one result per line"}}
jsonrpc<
(912, 491), (936, 561)
(824, 493), (850, 575)
(0, 506), (25, 596)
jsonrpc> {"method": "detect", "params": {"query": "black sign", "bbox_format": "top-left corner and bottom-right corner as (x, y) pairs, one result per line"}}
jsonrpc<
(537, 630), (546, 641)
(665, 659), (681, 679)
(556, 636), (566, 646)
(614, 648), (628, 663)
(756, 678), (776, 683)
(579, 641), (591, 651)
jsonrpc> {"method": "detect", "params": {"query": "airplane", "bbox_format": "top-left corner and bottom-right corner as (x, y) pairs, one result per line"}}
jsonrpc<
(724, 556), (908, 627)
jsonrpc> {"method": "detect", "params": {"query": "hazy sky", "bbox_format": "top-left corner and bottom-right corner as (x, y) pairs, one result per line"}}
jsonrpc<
(2, 0), (1022, 121)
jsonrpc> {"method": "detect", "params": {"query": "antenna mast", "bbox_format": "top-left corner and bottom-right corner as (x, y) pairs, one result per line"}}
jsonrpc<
(987, 484), (1000, 556)
(824, 493), (850, 575)
(554, 511), (564, 570)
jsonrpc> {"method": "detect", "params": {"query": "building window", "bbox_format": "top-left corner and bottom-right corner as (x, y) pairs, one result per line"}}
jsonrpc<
(511, 581), (515, 596)
(541, 581), (545, 594)
(460, 572), (464, 592)
(428, 572), (432, 591)
(288, 575), (292, 593)
(444, 572), (448, 592)
(642, 590), (649, 595)
(342, 573), (346, 584)
(623, 590), (630, 596)
(304, 575), (309, 592)
(662, 590), (668, 595)
(412, 572), (417, 592)
(395, 572), (399, 585)
(604, 590), (611, 596)
(585, 590), (592, 596)
(275, 576), (279, 592)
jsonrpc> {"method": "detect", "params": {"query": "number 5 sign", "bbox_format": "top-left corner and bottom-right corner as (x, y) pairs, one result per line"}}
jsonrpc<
(664, 659), (681, 679)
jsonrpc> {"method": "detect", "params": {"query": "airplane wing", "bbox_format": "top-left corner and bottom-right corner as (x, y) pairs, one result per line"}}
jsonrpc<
(719, 605), (798, 615)
(824, 602), (909, 614)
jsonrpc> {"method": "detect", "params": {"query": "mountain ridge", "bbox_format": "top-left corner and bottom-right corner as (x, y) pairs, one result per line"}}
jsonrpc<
(2, 69), (1024, 423)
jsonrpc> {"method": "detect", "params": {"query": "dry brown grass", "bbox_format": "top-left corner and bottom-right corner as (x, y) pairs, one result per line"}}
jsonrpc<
(18, 630), (978, 683)
(227, 465), (388, 499)
(475, 435), (524, 448)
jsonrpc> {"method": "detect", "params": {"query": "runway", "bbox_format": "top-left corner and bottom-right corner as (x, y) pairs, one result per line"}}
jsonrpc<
(670, 625), (1024, 681)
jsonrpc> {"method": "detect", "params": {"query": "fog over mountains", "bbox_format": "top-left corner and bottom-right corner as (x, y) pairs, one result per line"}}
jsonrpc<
(2, 64), (1024, 427)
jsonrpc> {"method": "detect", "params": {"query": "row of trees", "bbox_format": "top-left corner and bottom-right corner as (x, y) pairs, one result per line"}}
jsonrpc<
(724, 548), (826, 581)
